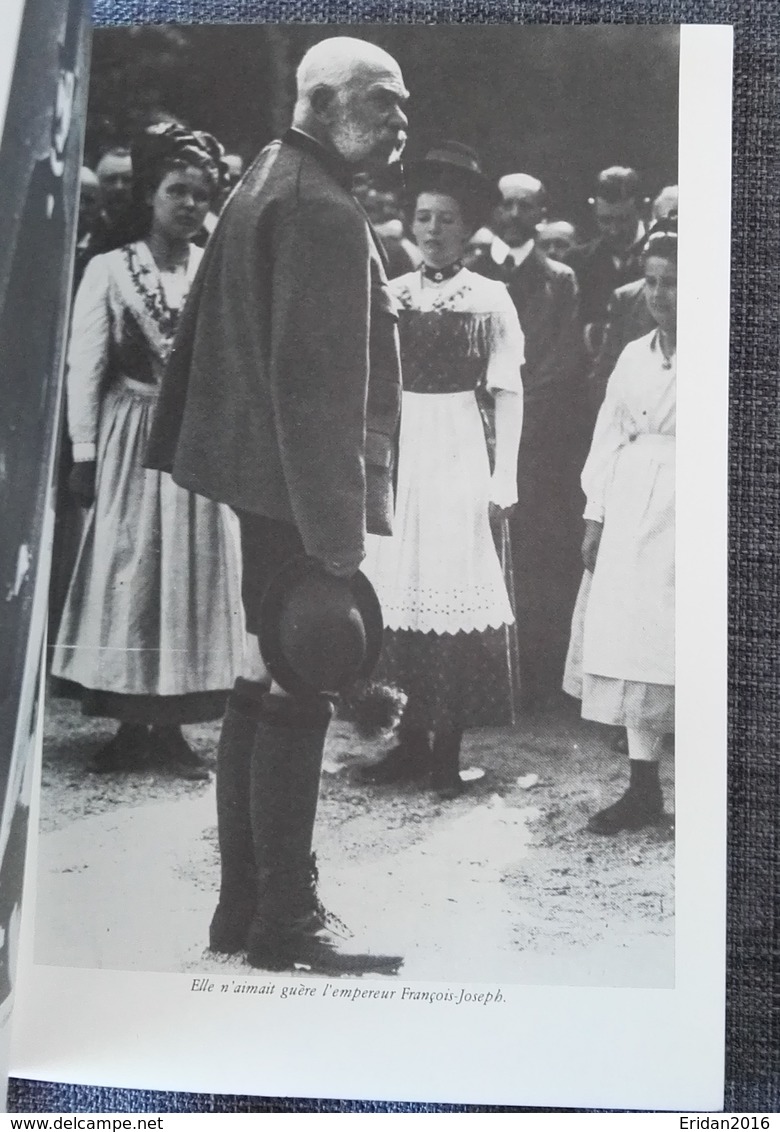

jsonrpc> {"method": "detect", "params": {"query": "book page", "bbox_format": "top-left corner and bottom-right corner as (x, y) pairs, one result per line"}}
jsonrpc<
(12, 22), (730, 1110)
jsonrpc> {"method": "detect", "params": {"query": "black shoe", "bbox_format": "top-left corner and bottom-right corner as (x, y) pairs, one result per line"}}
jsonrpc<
(432, 776), (462, 801)
(152, 728), (211, 781)
(247, 910), (403, 975)
(429, 727), (473, 799)
(431, 766), (486, 801)
(357, 736), (430, 784)
(246, 857), (403, 975)
(587, 785), (665, 835)
(88, 725), (150, 774)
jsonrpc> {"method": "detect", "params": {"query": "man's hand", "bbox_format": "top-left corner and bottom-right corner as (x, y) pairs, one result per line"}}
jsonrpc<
(68, 461), (97, 508)
(582, 519), (603, 573)
(320, 553), (364, 580)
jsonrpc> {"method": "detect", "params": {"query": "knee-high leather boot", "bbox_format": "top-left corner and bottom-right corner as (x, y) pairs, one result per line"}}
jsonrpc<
(209, 678), (268, 954)
(246, 693), (403, 975)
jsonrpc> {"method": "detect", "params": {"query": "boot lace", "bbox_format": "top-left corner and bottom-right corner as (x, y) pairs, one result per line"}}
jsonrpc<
(304, 856), (353, 939)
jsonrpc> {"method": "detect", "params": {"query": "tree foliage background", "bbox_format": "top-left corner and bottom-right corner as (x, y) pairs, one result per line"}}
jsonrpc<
(86, 24), (679, 232)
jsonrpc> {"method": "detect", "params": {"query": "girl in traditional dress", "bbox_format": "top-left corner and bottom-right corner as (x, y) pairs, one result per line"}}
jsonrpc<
(51, 124), (247, 778)
(563, 219), (677, 833)
(360, 143), (525, 798)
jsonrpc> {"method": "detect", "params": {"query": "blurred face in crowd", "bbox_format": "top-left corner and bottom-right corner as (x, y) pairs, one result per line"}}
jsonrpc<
(536, 220), (577, 262)
(644, 253), (677, 336)
(494, 180), (544, 247)
(413, 191), (469, 270)
(96, 150), (133, 221)
(594, 195), (641, 254)
(325, 62), (409, 173)
(224, 154), (244, 185)
(364, 187), (402, 225)
(217, 154), (244, 210)
(462, 225), (494, 269)
(148, 164), (213, 242)
(78, 169), (100, 239)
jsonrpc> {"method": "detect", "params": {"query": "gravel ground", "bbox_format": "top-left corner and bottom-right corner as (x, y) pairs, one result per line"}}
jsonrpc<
(34, 691), (674, 987)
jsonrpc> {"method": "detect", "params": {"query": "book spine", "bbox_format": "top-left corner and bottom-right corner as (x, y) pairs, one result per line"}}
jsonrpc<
(0, 0), (91, 1031)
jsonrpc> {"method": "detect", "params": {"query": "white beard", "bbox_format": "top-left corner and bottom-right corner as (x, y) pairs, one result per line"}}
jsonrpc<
(331, 120), (406, 168)
(331, 121), (376, 164)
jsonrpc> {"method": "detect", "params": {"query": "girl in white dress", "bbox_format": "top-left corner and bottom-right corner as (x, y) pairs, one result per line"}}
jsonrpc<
(361, 144), (524, 798)
(52, 124), (247, 778)
(564, 219), (677, 833)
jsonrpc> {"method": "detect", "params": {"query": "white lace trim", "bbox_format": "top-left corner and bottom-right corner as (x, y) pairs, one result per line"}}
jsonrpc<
(379, 585), (515, 635)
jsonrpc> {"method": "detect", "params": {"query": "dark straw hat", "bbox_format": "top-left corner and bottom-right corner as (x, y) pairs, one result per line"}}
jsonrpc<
(258, 557), (384, 699)
(405, 141), (500, 225)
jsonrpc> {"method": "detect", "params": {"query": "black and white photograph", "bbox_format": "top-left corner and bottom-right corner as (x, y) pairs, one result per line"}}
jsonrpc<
(36, 22), (680, 985)
(12, 17), (730, 1109)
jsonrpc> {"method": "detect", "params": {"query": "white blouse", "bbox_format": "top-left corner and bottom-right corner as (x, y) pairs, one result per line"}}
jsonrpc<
(582, 329), (676, 523)
(391, 267), (525, 396)
(67, 241), (203, 462)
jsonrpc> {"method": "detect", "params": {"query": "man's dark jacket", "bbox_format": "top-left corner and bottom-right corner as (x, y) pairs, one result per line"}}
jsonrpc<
(588, 277), (655, 407)
(474, 246), (583, 402)
(565, 234), (645, 356)
(145, 130), (402, 570)
(473, 245), (590, 702)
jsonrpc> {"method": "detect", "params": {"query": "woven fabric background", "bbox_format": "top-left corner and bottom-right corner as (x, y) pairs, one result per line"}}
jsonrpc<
(9, 0), (778, 1114)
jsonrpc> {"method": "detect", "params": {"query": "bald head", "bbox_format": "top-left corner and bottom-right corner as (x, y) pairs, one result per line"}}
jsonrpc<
(293, 37), (408, 173)
(497, 173), (545, 204)
(494, 172), (547, 247)
(652, 184), (678, 222)
(296, 37), (402, 103)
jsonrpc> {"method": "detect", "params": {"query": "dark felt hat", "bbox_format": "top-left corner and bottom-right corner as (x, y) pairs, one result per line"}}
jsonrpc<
(258, 557), (384, 699)
(405, 141), (500, 226)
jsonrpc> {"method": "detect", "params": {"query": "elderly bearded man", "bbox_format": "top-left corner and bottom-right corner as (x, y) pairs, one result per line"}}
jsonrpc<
(147, 37), (409, 975)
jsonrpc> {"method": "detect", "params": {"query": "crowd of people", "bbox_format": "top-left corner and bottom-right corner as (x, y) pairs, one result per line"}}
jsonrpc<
(355, 156), (677, 834)
(48, 36), (677, 974)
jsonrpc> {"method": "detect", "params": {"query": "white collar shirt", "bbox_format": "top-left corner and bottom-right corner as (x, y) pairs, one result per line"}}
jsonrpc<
(490, 236), (536, 270)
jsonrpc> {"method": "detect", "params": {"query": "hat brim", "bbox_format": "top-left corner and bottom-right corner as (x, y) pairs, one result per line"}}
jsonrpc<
(258, 555), (384, 699)
(404, 159), (501, 221)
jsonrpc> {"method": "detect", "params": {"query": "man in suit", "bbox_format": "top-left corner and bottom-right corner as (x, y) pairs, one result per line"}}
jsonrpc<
(473, 173), (589, 710)
(587, 185), (678, 408)
(587, 277), (654, 409)
(565, 166), (647, 360)
(146, 37), (408, 975)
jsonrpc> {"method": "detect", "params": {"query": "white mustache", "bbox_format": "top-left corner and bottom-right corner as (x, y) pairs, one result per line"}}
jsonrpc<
(391, 132), (408, 157)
